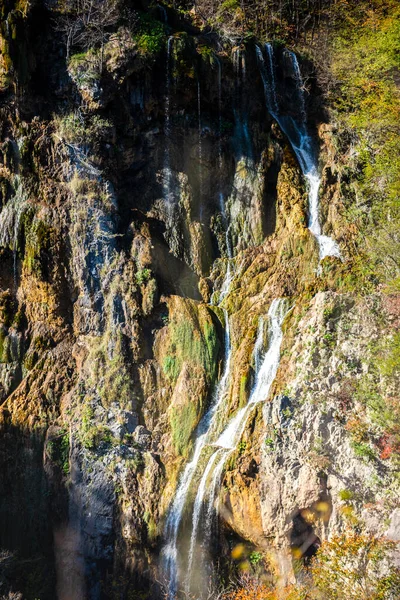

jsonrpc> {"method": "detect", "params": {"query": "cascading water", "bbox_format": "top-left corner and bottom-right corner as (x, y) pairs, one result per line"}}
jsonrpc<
(289, 50), (307, 121)
(161, 307), (233, 599)
(185, 298), (289, 594)
(256, 44), (341, 262)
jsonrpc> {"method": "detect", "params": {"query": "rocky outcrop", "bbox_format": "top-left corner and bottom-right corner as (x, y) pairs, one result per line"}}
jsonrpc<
(220, 291), (400, 582)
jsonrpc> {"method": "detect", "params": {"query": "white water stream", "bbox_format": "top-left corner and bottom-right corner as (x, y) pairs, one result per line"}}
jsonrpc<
(256, 44), (341, 261)
(185, 298), (288, 593)
(162, 306), (233, 598)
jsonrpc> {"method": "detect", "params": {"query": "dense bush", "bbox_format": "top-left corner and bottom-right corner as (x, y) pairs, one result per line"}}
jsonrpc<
(133, 13), (166, 57)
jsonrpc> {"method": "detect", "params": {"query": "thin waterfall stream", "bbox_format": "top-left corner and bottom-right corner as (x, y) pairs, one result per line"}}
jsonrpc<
(161, 302), (233, 599)
(256, 44), (341, 262)
(185, 298), (289, 594)
(162, 298), (288, 598)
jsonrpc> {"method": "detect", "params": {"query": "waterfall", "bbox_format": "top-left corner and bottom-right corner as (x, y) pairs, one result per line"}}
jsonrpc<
(184, 298), (289, 594)
(185, 448), (223, 587)
(256, 45), (341, 262)
(161, 308), (233, 599)
(254, 316), (265, 374)
(213, 57), (233, 303)
(216, 298), (287, 449)
(163, 37), (174, 210)
(265, 44), (279, 115)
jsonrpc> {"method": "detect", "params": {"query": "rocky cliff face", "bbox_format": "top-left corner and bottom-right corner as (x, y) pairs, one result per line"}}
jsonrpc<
(0, 2), (398, 599)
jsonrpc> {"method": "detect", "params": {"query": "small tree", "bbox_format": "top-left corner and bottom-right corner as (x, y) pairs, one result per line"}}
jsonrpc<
(56, 0), (120, 66)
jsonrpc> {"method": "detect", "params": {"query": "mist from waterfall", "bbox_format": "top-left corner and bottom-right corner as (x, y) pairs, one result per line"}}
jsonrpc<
(256, 44), (341, 261)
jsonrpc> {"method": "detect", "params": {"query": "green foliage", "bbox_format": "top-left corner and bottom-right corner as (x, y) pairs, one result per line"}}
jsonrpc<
(351, 441), (376, 461)
(163, 355), (179, 380)
(13, 307), (27, 331)
(79, 404), (113, 450)
(55, 111), (112, 146)
(47, 431), (70, 475)
(322, 305), (335, 322)
(143, 509), (157, 541)
(165, 304), (220, 456)
(330, 4), (400, 289)
(23, 218), (52, 278)
(82, 423), (113, 450)
(377, 331), (400, 378)
(323, 332), (335, 346)
(68, 49), (101, 87)
(265, 437), (275, 450)
(248, 551), (263, 566)
(162, 313), (220, 384)
(126, 452), (145, 473)
(55, 111), (85, 143)
(238, 441), (247, 455)
(0, 291), (16, 327)
(90, 332), (135, 409)
(133, 13), (166, 58)
(24, 335), (52, 370)
(216, 0), (241, 25)
(220, 0), (239, 12)
(136, 267), (151, 285)
(170, 401), (197, 457)
(0, 327), (8, 363)
(338, 489), (355, 502)
(239, 375), (248, 406)
(351, 331), (400, 460)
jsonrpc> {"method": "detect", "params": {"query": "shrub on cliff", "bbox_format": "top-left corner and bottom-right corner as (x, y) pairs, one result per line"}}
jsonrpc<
(310, 532), (400, 600)
(133, 13), (166, 58)
(222, 533), (400, 600)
